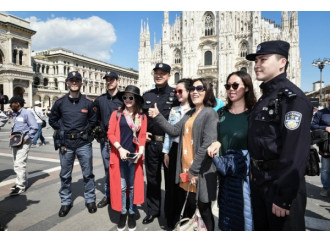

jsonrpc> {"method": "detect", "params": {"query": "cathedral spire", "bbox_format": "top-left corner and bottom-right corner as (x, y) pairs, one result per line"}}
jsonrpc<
(164, 11), (169, 25)
(281, 11), (289, 29)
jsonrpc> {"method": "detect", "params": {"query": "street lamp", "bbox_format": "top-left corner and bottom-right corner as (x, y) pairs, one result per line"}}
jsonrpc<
(312, 58), (330, 108)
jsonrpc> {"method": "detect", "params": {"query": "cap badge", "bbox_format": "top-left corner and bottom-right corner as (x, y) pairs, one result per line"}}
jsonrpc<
(159, 64), (163, 68)
(72, 72), (76, 76)
(257, 45), (261, 52)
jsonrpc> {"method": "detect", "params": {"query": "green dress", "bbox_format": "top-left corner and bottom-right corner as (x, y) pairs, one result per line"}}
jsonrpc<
(218, 109), (248, 156)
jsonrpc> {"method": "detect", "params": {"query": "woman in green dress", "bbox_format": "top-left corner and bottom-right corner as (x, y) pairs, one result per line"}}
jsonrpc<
(208, 71), (257, 230)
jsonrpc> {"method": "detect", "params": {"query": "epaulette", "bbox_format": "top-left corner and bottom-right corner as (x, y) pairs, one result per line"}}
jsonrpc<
(143, 89), (153, 95)
(56, 94), (66, 101)
(84, 95), (94, 102)
(279, 88), (297, 100)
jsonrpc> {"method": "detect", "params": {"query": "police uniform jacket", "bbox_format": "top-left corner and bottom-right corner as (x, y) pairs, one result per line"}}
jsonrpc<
(94, 91), (123, 132)
(248, 73), (313, 209)
(311, 107), (330, 130)
(142, 83), (179, 137)
(49, 93), (97, 149)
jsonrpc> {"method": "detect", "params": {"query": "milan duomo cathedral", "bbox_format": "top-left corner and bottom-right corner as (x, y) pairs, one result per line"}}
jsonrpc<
(138, 11), (300, 99)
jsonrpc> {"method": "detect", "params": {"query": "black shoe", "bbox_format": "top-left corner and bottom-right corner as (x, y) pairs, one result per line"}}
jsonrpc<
(58, 204), (72, 217)
(142, 214), (159, 224)
(97, 197), (110, 208)
(117, 213), (128, 231)
(10, 186), (25, 196)
(128, 214), (136, 231)
(86, 202), (97, 213)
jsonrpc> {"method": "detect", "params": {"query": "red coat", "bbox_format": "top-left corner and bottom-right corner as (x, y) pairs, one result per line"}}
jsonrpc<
(107, 110), (147, 212)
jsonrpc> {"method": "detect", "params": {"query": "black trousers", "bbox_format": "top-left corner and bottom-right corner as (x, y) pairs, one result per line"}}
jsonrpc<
(250, 176), (306, 231)
(177, 187), (215, 231)
(145, 141), (164, 216)
(164, 142), (180, 228)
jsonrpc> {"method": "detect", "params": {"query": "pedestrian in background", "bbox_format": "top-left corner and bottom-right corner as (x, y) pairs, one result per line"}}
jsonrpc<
(49, 71), (98, 217)
(30, 100), (46, 147)
(94, 72), (123, 208)
(162, 78), (191, 229)
(246, 40), (313, 230)
(141, 63), (179, 225)
(107, 85), (147, 231)
(148, 78), (218, 231)
(311, 93), (330, 197)
(9, 96), (38, 195)
(208, 71), (257, 230)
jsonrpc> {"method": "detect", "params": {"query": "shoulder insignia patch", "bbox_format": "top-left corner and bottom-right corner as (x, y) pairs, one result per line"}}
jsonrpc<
(284, 111), (302, 130)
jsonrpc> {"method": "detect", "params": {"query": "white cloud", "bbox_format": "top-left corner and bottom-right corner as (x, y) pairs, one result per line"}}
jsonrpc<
(26, 16), (116, 62)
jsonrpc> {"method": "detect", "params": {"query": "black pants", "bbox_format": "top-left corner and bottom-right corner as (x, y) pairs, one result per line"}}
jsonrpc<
(178, 187), (215, 231)
(145, 141), (164, 216)
(164, 142), (180, 228)
(250, 176), (306, 231)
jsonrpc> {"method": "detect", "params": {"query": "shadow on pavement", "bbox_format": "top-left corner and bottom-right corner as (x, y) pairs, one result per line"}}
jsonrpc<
(0, 194), (40, 231)
(0, 169), (15, 183)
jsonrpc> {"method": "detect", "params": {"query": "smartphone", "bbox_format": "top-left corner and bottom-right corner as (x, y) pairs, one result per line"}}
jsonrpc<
(127, 153), (138, 163)
(180, 172), (189, 183)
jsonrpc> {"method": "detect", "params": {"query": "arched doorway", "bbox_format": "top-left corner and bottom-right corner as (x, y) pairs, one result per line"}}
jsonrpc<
(13, 86), (25, 97)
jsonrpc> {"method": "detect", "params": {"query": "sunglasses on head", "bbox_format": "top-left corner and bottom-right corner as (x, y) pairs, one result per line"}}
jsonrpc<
(175, 89), (184, 95)
(189, 85), (205, 92)
(224, 82), (240, 90)
(122, 96), (134, 101)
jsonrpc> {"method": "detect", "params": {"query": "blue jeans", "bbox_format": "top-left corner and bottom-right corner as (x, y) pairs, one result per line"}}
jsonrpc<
(100, 141), (110, 198)
(120, 160), (136, 214)
(321, 156), (330, 189)
(59, 143), (96, 205)
(32, 123), (45, 145)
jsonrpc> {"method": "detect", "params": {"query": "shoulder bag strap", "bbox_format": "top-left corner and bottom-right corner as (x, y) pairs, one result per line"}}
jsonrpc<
(33, 107), (43, 120)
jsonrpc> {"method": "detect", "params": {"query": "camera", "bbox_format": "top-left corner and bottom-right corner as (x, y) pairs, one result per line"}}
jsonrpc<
(0, 95), (9, 105)
(127, 153), (138, 163)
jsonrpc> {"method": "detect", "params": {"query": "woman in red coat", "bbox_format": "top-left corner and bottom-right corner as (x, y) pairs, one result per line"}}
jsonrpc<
(107, 85), (147, 231)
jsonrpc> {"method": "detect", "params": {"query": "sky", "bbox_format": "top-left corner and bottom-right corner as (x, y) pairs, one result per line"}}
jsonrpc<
(3, 1), (330, 93)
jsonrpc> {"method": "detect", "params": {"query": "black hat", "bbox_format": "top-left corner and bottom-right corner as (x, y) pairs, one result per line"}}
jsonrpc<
(118, 85), (144, 104)
(153, 63), (171, 74)
(67, 71), (82, 81)
(9, 96), (25, 107)
(246, 40), (290, 61)
(103, 72), (119, 80)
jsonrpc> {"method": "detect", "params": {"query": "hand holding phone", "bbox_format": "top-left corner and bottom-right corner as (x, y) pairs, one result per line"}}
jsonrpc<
(127, 153), (138, 163)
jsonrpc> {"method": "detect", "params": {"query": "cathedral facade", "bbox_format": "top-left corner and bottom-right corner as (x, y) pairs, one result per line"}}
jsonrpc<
(138, 11), (300, 98)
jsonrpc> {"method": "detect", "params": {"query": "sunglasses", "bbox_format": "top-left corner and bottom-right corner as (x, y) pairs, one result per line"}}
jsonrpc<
(122, 96), (134, 101)
(189, 85), (205, 92)
(224, 83), (240, 90)
(175, 89), (184, 95)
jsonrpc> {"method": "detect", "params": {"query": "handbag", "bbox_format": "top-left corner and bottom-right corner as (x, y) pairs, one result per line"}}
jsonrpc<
(174, 182), (207, 231)
(33, 107), (46, 128)
(9, 131), (24, 147)
(305, 146), (320, 176)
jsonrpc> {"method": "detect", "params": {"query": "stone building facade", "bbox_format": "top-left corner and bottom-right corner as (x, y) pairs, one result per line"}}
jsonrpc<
(0, 13), (36, 108)
(138, 11), (300, 98)
(31, 48), (138, 109)
(0, 13), (139, 111)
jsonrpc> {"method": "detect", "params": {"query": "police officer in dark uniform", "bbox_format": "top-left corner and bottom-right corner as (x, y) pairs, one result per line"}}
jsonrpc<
(49, 71), (98, 217)
(94, 72), (122, 208)
(142, 63), (179, 224)
(246, 40), (313, 230)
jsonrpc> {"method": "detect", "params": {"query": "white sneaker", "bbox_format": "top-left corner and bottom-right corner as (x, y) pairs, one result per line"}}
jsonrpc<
(31, 144), (40, 148)
(320, 188), (330, 197)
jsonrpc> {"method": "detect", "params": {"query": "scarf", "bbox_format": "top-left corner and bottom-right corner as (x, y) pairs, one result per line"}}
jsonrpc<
(122, 109), (143, 145)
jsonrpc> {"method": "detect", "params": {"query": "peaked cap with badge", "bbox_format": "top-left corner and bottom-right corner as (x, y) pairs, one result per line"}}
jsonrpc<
(246, 40), (290, 61)
(153, 63), (171, 74)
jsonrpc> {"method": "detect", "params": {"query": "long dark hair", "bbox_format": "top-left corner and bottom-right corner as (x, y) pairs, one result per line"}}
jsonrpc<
(225, 71), (257, 111)
(188, 78), (217, 108)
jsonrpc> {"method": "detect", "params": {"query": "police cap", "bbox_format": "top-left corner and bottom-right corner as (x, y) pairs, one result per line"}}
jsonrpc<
(153, 63), (171, 74)
(246, 40), (290, 61)
(67, 71), (82, 81)
(103, 72), (119, 80)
